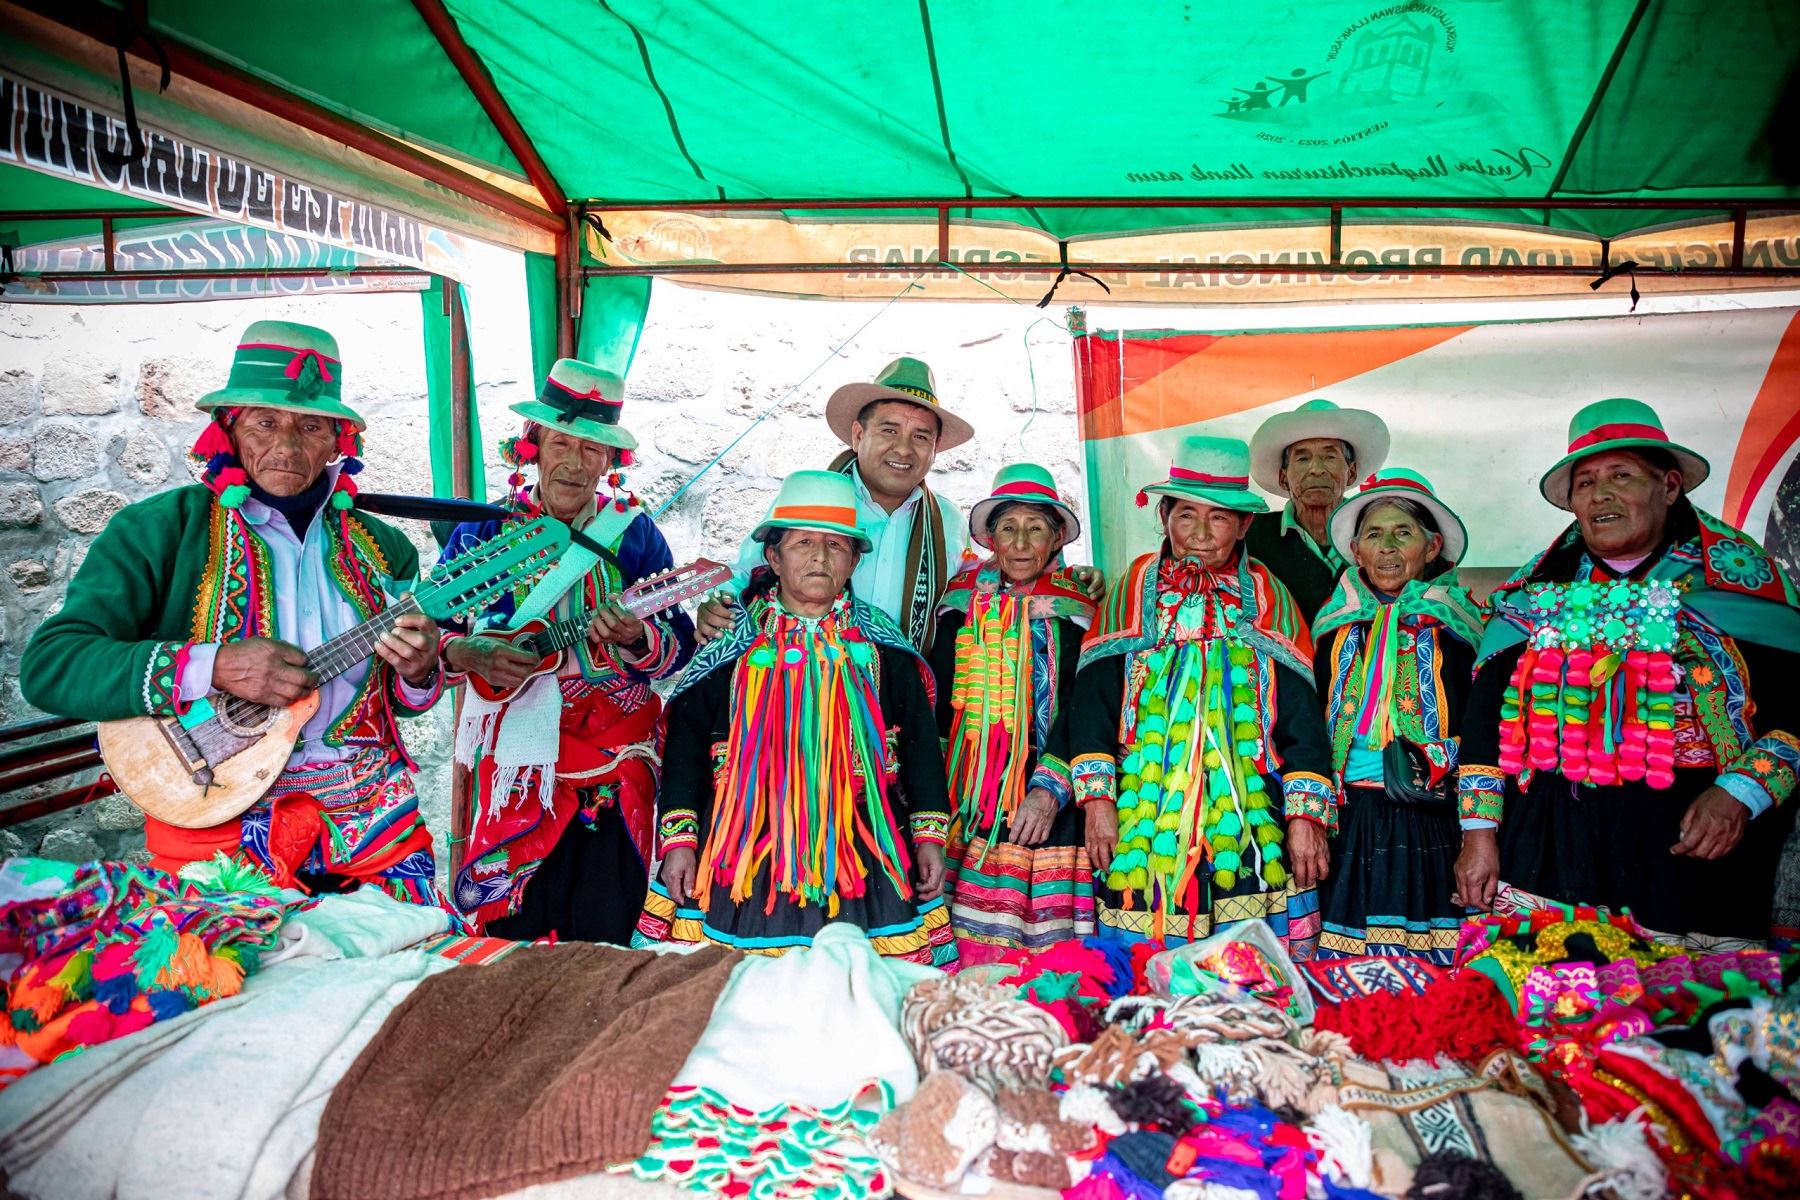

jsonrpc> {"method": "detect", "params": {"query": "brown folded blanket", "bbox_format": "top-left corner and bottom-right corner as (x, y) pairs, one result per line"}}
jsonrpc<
(312, 943), (739, 1200)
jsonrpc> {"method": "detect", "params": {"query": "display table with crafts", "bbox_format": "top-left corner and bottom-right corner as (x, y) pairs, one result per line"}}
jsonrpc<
(0, 854), (1795, 1200)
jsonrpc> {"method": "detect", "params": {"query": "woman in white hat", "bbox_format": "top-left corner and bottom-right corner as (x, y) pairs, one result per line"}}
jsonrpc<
(1045, 435), (1335, 953)
(926, 463), (1099, 964)
(1308, 469), (1486, 964)
(635, 471), (956, 965)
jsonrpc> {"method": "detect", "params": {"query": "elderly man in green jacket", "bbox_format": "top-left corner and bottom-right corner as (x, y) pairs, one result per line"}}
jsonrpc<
(21, 320), (449, 908)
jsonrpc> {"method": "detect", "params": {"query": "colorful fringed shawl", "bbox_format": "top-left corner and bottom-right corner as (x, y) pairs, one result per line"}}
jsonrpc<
(1082, 554), (1314, 914)
(939, 564), (1096, 846)
(678, 592), (929, 915)
(1315, 570), (1486, 784)
(0, 855), (299, 1078)
(1477, 508), (1800, 793)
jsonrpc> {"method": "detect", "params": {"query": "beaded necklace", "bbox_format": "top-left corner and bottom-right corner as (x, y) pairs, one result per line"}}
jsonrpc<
(1110, 560), (1284, 915)
(1497, 569), (1681, 788)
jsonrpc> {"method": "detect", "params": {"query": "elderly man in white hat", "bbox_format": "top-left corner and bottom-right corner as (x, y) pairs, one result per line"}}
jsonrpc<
(22, 320), (449, 907)
(1246, 398), (1391, 620)
(440, 358), (696, 943)
(694, 356), (1103, 653)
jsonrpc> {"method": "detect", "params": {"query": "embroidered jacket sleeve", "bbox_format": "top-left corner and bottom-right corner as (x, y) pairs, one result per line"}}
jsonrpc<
(1455, 643), (1524, 830)
(1271, 662), (1336, 830)
(21, 493), (197, 721)
(591, 513), (696, 683)
(654, 667), (728, 855)
(1050, 655), (1127, 809)
(1714, 638), (1800, 816)
(880, 646), (951, 848)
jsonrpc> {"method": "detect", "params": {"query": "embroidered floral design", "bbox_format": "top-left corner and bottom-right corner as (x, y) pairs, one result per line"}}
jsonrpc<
(1707, 538), (1774, 591)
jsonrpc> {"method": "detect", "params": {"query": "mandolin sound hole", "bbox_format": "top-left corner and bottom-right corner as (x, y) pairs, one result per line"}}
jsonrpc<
(216, 702), (280, 737)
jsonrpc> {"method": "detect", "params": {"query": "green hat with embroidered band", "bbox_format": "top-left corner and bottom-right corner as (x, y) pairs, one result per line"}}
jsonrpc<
(509, 357), (639, 451)
(1329, 467), (1469, 565)
(825, 356), (975, 450)
(1249, 398), (1390, 496)
(1138, 434), (1269, 514)
(751, 470), (873, 551)
(196, 320), (364, 430)
(969, 462), (1081, 549)
(1539, 397), (1709, 510)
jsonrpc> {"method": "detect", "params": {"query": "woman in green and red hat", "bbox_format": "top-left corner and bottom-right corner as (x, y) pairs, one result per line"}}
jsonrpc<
(1454, 398), (1800, 947)
(927, 463), (1099, 964)
(1046, 435), (1335, 953)
(1309, 468), (1486, 964)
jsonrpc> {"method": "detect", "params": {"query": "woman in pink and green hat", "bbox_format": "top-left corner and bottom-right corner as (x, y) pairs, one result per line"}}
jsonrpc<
(1309, 468), (1487, 964)
(1454, 398), (1800, 947)
(926, 463), (1100, 963)
(1038, 435), (1336, 953)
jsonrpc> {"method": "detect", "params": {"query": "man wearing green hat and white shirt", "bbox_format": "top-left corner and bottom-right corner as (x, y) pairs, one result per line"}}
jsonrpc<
(22, 320), (449, 907)
(441, 358), (696, 943)
(694, 356), (1104, 653)
(1247, 398), (1392, 621)
(1454, 398), (1800, 948)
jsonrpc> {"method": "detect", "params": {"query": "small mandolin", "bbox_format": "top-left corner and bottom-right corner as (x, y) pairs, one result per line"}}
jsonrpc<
(464, 558), (729, 702)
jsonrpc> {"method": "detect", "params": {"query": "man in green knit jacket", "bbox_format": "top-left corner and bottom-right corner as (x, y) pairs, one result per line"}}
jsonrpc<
(21, 320), (450, 909)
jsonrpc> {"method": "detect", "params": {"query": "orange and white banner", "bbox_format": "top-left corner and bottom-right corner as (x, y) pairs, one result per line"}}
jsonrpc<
(1074, 308), (1800, 573)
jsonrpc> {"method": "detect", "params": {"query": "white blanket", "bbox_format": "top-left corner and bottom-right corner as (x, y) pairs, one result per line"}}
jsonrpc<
(0, 880), (461, 1200)
(672, 923), (940, 1111)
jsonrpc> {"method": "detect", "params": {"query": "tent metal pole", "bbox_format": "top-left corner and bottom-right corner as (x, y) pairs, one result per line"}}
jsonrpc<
(556, 209), (579, 356)
(446, 279), (473, 501)
(0, 206), (190, 221)
(443, 272), (474, 893)
(584, 195), (1796, 214)
(582, 261), (1800, 279)
(20, 267), (427, 281)
(411, 0), (570, 215)
(17, 0), (561, 235)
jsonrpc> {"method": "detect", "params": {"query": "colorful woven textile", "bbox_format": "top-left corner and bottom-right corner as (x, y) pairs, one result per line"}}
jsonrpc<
(0, 855), (298, 1078)
(1300, 954), (1444, 1004)
(615, 1081), (896, 1200)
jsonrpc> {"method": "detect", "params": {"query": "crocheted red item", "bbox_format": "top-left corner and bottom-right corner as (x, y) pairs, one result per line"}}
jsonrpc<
(1002, 942), (1116, 1042)
(1314, 971), (1514, 1063)
(1129, 941), (1166, 996)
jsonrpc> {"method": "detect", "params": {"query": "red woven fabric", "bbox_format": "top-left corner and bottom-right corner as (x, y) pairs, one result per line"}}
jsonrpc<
(1314, 971), (1515, 1063)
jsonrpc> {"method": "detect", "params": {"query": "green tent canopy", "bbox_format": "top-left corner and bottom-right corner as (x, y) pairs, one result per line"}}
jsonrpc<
(5, 0), (1798, 415)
